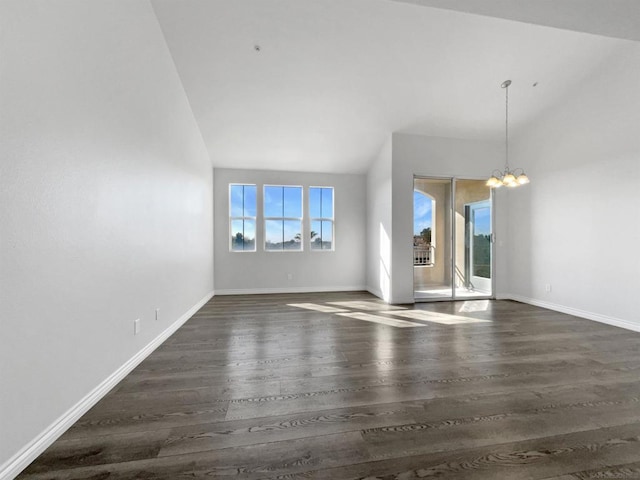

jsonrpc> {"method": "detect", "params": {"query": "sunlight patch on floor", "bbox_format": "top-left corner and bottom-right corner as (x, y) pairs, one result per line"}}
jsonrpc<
(288, 301), (487, 329)
(337, 312), (425, 328)
(458, 300), (490, 313)
(287, 303), (348, 313)
(328, 301), (407, 311)
(382, 310), (491, 325)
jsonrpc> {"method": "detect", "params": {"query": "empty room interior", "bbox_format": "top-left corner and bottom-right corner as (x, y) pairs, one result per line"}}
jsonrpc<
(2, 0), (640, 479)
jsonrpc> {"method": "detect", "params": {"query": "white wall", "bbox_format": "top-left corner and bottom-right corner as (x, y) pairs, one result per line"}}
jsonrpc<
(366, 136), (393, 301)
(506, 43), (640, 329)
(390, 133), (504, 304)
(214, 168), (366, 293)
(0, 1), (214, 475)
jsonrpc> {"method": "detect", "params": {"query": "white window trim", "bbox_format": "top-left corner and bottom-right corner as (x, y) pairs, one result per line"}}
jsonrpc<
(229, 183), (257, 252)
(309, 186), (335, 252)
(263, 184), (304, 252)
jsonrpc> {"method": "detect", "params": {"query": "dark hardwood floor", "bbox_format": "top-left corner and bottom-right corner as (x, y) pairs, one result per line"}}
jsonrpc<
(17, 292), (640, 479)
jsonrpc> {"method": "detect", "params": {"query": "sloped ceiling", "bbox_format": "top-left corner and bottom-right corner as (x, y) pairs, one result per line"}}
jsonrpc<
(391, 0), (640, 42)
(151, 0), (631, 173)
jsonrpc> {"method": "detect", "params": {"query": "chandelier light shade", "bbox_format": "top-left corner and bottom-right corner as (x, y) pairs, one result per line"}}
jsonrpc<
(487, 80), (530, 188)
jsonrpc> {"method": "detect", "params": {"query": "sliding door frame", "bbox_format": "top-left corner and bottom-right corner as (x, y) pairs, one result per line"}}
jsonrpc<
(413, 175), (495, 302)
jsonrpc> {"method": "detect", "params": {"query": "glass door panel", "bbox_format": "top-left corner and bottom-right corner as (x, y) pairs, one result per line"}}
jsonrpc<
(469, 201), (492, 292)
(413, 177), (453, 300)
(455, 180), (492, 298)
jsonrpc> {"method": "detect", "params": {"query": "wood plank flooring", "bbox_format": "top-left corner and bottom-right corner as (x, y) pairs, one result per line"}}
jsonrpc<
(16, 292), (640, 479)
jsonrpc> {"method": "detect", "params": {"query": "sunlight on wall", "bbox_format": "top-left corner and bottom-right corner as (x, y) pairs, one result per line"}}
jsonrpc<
(379, 223), (391, 301)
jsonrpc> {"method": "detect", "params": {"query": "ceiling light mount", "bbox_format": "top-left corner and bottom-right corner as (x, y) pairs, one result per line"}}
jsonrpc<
(486, 79), (530, 189)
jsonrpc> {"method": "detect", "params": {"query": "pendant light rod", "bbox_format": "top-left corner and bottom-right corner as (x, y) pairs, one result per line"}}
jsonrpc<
(486, 79), (530, 188)
(503, 79), (510, 172)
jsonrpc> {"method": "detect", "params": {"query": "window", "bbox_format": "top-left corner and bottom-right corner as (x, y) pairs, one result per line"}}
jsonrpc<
(264, 185), (303, 251)
(309, 186), (334, 250)
(229, 184), (256, 251)
(413, 190), (435, 265)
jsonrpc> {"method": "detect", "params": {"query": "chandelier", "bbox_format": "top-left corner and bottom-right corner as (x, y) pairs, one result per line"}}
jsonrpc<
(486, 80), (530, 188)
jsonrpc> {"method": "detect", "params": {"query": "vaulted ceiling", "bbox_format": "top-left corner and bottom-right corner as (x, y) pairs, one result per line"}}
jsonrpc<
(151, 0), (637, 173)
(391, 0), (640, 42)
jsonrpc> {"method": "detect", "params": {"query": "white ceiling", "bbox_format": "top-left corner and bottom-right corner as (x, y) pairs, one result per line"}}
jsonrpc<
(391, 0), (640, 42)
(151, 0), (629, 174)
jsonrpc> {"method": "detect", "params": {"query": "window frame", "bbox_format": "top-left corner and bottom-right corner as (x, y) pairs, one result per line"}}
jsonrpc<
(263, 184), (304, 252)
(229, 183), (257, 253)
(309, 186), (335, 252)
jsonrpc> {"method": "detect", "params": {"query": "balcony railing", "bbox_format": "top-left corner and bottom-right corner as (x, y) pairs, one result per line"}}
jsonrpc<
(414, 245), (434, 266)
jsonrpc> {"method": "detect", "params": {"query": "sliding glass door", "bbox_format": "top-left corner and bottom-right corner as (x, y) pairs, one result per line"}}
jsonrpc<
(413, 177), (493, 301)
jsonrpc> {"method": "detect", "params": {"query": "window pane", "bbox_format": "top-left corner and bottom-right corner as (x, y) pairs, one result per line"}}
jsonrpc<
(243, 185), (257, 217)
(309, 187), (321, 218)
(230, 219), (256, 251)
(413, 190), (433, 240)
(283, 187), (302, 218)
(321, 188), (333, 218)
(230, 184), (256, 217)
(472, 207), (491, 278)
(265, 219), (283, 250)
(242, 219), (256, 250)
(230, 185), (244, 217)
(231, 219), (244, 250)
(264, 186), (283, 217)
(320, 221), (333, 249)
(310, 220), (322, 249)
(283, 220), (302, 250)
(310, 187), (333, 218)
(311, 220), (333, 250)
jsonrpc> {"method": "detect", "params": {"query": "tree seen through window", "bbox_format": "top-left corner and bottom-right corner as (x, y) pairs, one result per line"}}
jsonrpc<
(229, 184), (257, 251)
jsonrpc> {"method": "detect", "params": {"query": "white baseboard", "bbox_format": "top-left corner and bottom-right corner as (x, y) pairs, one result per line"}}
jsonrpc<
(214, 285), (367, 296)
(495, 292), (513, 301)
(0, 291), (214, 480)
(499, 293), (640, 333)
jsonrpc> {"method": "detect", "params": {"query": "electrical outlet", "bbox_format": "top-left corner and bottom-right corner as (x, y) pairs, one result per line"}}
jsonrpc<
(155, 308), (160, 321)
(545, 284), (552, 293)
(134, 318), (141, 335)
